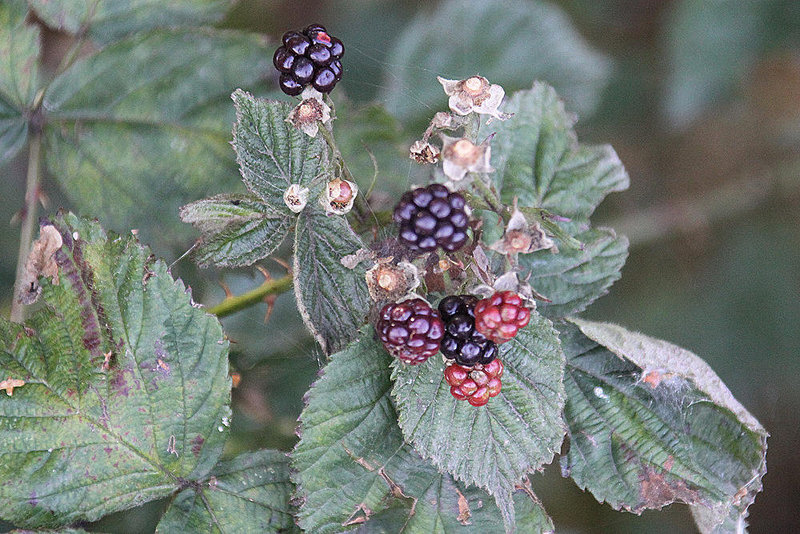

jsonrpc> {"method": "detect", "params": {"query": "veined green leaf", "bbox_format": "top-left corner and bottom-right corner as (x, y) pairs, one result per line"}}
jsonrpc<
(488, 83), (629, 223)
(28, 0), (233, 46)
(0, 214), (231, 528)
(41, 30), (275, 249)
(381, 0), (611, 124)
(180, 193), (291, 268)
(561, 319), (767, 534)
(293, 206), (370, 355)
(0, 0), (40, 166)
(232, 90), (327, 212)
(292, 329), (554, 533)
(391, 313), (565, 527)
(156, 449), (298, 534)
(522, 228), (629, 318)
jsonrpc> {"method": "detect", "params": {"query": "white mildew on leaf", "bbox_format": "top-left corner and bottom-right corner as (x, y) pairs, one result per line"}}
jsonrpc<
(391, 313), (565, 528)
(562, 320), (767, 533)
(0, 213), (231, 528)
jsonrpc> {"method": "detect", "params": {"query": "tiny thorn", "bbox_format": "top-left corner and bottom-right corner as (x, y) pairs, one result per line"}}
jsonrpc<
(256, 265), (272, 282)
(271, 257), (291, 272)
(218, 280), (233, 299)
(263, 295), (276, 323)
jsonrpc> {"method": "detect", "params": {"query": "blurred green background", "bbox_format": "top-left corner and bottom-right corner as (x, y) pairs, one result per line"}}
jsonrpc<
(2, 0), (798, 532)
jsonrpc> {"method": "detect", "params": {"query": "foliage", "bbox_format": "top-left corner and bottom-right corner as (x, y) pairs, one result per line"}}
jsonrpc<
(0, 1), (768, 533)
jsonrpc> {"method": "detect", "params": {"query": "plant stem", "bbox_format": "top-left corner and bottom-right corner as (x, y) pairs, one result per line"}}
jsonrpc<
(208, 274), (293, 318)
(11, 133), (42, 323)
(471, 173), (505, 216)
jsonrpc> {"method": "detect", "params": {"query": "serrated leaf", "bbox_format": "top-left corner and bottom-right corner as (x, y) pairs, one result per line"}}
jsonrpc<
(561, 319), (767, 534)
(391, 313), (565, 526)
(292, 329), (553, 533)
(156, 449), (298, 534)
(180, 194), (291, 268)
(0, 0), (40, 166)
(293, 207), (370, 355)
(41, 30), (274, 248)
(522, 228), (629, 318)
(28, 0), (233, 46)
(0, 213), (231, 528)
(381, 0), (611, 124)
(232, 89), (328, 211)
(488, 83), (629, 223)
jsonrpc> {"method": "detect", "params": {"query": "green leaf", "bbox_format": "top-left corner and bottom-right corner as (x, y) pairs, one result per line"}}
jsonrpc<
(156, 449), (298, 534)
(381, 0), (611, 124)
(488, 83), (629, 223)
(522, 228), (629, 318)
(28, 0), (233, 46)
(0, 0), (40, 166)
(561, 319), (767, 533)
(232, 89), (328, 212)
(293, 206), (371, 355)
(292, 329), (554, 533)
(41, 30), (274, 248)
(391, 313), (565, 526)
(0, 213), (231, 528)
(180, 194), (291, 268)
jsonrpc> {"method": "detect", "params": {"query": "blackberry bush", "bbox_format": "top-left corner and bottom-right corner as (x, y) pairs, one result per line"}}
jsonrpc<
(1, 4), (768, 534)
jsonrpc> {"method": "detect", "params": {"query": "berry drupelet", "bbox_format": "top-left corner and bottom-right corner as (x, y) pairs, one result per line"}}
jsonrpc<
(444, 359), (504, 406)
(437, 295), (497, 367)
(393, 184), (469, 253)
(377, 298), (445, 365)
(273, 24), (345, 96)
(474, 291), (531, 344)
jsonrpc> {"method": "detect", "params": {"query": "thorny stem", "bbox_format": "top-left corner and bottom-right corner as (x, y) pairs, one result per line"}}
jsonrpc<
(11, 132), (42, 323)
(208, 274), (293, 318)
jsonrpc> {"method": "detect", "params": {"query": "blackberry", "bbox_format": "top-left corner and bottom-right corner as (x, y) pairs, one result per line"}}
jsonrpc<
(393, 184), (469, 253)
(474, 291), (531, 344)
(437, 295), (497, 367)
(273, 24), (345, 95)
(444, 359), (504, 406)
(377, 298), (445, 365)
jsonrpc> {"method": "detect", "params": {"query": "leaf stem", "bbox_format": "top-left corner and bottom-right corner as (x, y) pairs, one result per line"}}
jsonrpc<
(11, 132), (42, 323)
(471, 173), (505, 216)
(207, 274), (293, 318)
(317, 115), (370, 221)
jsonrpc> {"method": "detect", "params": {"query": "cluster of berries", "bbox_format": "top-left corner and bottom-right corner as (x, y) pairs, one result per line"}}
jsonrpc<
(273, 24), (344, 95)
(376, 291), (530, 407)
(393, 184), (469, 253)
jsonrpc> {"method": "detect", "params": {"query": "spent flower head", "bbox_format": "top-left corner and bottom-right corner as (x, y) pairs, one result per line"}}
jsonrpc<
(283, 183), (309, 213)
(286, 94), (331, 138)
(437, 75), (510, 120)
(321, 177), (358, 215)
(440, 134), (494, 182)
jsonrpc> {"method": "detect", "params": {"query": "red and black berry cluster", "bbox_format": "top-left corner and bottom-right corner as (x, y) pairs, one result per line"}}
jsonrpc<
(273, 24), (344, 95)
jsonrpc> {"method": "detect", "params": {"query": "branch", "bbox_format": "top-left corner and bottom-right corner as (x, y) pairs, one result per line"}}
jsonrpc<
(207, 274), (293, 318)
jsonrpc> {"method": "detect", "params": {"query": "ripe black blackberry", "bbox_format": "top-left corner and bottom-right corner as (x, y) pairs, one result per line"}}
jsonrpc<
(437, 295), (497, 367)
(393, 184), (469, 253)
(377, 298), (445, 365)
(273, 24), (345, 96)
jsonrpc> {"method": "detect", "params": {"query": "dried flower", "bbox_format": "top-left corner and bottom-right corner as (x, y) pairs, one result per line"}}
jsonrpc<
(490, 204), (555, 258)
(365, 258), (420, 302)
(321, 177), (358, 215)
(437, 75), (509, 120)
(409, 140), (440, 164)
(286, 96), (331, 137)
(440, 135), (494, 182)
(283, 183), (309, 213)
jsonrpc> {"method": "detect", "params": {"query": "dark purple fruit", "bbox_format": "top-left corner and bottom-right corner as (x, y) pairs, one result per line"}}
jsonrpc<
(286, 34), (311, 56)
(292, 56), (314, 84)
(279, 73), (303, 96)
(282, 30), (304, 45)
(312, 67), (336, 92)
(393, 184), (470, 253)
(329, 59), (342, 80)
(307, 43), (331, 65)
(329, 37), (344, 58)
(273, 46), (295, 73)
(303, 24), (327, 35)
